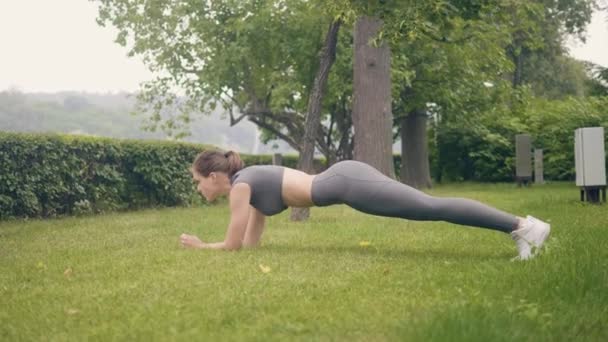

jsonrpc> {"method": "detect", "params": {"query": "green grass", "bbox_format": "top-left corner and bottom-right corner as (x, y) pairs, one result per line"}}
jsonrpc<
(1, 182), (607, 341)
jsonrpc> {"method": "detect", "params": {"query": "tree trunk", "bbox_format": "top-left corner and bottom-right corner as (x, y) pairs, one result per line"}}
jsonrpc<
(512, 48), (524, 88)
(320, 100), (354, 166)
(352, 16), (395, 178)
(290, 19), (341, 222)
(400, 109), (432, 189)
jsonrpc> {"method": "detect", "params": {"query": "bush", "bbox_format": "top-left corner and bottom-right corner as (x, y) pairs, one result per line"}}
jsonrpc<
(434, 94), (608, 182)
(0, 133), (317, 220)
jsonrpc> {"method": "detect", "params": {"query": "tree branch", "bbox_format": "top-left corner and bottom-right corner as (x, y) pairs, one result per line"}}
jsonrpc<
(248, 116), (301, 152)
(228, 110), (248, 126)
(424, 34), (475, 44)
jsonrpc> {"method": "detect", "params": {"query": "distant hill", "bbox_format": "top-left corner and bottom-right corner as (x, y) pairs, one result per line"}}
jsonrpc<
(0, 90), (297, 154)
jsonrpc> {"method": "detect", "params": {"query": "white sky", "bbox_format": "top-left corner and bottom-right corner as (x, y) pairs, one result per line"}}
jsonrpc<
(0, 0), (152, 93)
(567, 9), (608, 67)
(0, 1), (606, 93)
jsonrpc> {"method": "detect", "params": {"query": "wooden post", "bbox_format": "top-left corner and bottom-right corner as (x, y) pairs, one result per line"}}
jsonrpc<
(272, 153), (283, 166)
(515, 134), (532, 186)
(534, 149), (544, 184)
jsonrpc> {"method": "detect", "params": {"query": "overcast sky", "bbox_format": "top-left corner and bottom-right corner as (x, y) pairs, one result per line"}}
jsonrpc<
(0, 0), (606, 93)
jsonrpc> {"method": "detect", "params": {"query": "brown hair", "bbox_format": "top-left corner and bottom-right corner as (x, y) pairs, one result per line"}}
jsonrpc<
(192, 149), (245, 178)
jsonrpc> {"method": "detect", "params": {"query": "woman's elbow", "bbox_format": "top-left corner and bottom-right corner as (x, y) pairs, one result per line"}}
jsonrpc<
(241, 240), (260, 249)
(223, 241), (243, 251)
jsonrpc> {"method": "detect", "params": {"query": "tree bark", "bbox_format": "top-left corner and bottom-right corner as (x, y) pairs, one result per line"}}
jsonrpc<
(511, 46), (524, 88)
(290, 19), (341, 222)
(352, 16), (395, 178)
(400, 109), (432, 189)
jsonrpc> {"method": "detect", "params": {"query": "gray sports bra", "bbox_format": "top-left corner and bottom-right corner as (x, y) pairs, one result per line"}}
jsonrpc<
(230, 165), (288, 216)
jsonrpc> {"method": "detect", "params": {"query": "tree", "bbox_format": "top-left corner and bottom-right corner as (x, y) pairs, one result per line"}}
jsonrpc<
(96, 1), (371, 167)
(291, 19), (341, 221)
(385, 0), (597, 187)
(388, 1), (513, 188)
(585, 63), (608, 96)
(397, 39), (511, 187)
(95, 0), (341, 151)
(345, 0), (451, 180)
(352, 16), (395, 178)
(504, 0), (597, 91)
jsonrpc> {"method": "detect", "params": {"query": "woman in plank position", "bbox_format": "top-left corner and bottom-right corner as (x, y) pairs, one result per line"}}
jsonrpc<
(180, 149), (550, 260)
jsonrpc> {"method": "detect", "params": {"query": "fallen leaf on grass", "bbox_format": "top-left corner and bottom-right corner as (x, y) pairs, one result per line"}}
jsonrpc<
(66, 308), (80, 315)
(359, 241), (371, 247)
(64, 267), (73, 277)
(259, 264), (271, 273)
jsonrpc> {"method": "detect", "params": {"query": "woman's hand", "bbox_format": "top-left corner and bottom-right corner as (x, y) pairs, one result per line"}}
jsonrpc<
(179, 233), (206, 249)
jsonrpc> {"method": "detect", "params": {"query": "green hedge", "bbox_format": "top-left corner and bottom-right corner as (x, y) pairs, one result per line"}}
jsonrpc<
(0, 132), (310, 220)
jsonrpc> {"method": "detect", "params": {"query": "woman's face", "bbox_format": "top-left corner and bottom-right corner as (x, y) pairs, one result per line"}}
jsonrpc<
(192, 170), (223, 201)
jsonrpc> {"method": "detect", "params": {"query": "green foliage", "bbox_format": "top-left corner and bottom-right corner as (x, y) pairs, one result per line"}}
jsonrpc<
(0, 133), (193, 219)
(585, 63), (608, 97)
(0, 133), (310, 220)
(524, 55), (590, 99)
(93, 0), (602, 170)
(435, 87), (608, 182)
(391, 4), (514, 114)
(96, 0), (331, 141)
(502, 0), (597, 96)
(526, 95), (608, 180)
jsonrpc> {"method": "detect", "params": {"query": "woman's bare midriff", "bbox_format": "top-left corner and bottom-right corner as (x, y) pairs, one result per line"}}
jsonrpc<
(281, 167), (317, 208)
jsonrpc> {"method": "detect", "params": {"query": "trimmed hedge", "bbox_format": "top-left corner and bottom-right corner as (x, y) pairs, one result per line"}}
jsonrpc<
(0, 132), (312, 220)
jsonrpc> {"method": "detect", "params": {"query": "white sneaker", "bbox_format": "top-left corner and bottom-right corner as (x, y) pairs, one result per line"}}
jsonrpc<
(510, 215), (551, 261)
(511, 233), (532, 261)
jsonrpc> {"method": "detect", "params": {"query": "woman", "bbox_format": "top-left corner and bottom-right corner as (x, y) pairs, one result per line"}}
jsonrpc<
(180, 149), (550, 260)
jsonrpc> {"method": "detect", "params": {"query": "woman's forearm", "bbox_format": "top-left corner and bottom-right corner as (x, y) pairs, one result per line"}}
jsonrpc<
(202, 241), (226, 250)
(203, 241), (241, 251)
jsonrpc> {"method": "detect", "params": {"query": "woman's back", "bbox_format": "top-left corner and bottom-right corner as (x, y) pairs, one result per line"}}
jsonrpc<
(230, 165), (315, 214)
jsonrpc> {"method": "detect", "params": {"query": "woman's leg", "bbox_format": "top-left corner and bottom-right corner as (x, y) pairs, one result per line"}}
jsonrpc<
(348, 181), (520, 233)
(312, 160), (519, 233)
(312, 160), (550, 259)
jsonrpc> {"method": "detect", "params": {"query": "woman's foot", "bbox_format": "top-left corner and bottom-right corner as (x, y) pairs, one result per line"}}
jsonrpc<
(511, 216), (551, 261)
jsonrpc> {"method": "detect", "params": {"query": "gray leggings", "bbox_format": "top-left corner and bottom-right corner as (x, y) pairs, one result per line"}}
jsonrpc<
(311, 160), (518, 233)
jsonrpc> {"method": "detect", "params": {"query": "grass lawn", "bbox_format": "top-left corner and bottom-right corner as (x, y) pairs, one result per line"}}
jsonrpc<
(1, 182), (607, 341)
